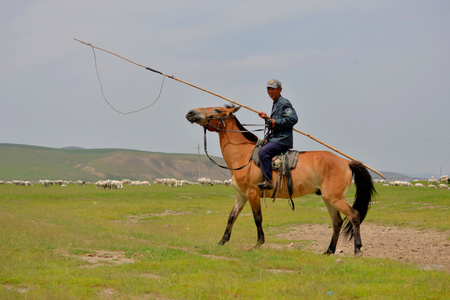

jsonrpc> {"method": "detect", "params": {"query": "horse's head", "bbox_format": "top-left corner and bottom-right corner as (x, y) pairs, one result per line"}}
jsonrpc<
(185, 105), (241, 131)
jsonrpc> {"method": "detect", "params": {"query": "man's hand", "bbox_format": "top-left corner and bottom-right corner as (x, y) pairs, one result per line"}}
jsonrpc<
(265, 118), (275, 128)
(258, 111), (269, 120)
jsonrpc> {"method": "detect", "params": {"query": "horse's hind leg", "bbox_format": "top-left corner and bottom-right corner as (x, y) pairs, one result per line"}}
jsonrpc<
(333, 200), (362, 255)
(323, 202), (343, 255)
(350, 213), (363, 256)
(323, 197), (362, 255)
(218, 193), (247, 245)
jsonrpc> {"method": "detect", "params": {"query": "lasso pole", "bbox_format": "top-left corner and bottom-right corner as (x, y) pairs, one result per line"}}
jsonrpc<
(74, 38), (385, 179)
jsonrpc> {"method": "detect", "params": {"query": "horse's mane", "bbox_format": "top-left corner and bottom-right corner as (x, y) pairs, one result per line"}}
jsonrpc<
(225, 104), (259, 143)
(234, 117), (259, 143)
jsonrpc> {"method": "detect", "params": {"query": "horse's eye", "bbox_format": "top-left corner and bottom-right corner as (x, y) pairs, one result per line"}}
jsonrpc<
(214, 108), (222, 114)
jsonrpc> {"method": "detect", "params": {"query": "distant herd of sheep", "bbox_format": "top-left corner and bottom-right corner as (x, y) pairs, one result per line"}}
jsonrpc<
(1, 176), (447, 190)
(374, 175), (449, 190)
(0, 177), (233, 189)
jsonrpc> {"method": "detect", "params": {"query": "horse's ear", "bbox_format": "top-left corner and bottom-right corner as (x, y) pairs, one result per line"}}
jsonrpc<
(232, 106), (241, 113)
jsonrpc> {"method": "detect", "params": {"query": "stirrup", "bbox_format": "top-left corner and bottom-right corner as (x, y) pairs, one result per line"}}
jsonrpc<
(258, 180), (273, 190)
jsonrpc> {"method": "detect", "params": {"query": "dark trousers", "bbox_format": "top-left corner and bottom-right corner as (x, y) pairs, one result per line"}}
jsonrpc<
(258, 141), (290, 181)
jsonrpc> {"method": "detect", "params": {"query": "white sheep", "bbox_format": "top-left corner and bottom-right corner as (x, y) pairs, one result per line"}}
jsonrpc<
(428, 177), (439, 185)
(40, 180), (53, 187)
(175, 180), (193, 187)
(164, 178), (177, 187)
(95, 180), (106, 189)
(439, 184), (448, 190)
(197, 177), (213, 186)
(439, 175), (449, 183)
(111, 180), (123, 189)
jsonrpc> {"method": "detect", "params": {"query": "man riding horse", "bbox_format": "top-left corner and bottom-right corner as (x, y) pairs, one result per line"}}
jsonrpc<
(257, 79), (298, 190)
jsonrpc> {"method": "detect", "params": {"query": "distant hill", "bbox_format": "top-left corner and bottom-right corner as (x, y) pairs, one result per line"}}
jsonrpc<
(371, 171), (412, 181)
(0, 143), (231, 182)
(60, 146), (86, 150)
(370, 171), (441, 181)
(0, 143), (418, 182)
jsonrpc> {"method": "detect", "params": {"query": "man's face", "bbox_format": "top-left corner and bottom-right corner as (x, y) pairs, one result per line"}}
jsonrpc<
(267, 87), (282, 101)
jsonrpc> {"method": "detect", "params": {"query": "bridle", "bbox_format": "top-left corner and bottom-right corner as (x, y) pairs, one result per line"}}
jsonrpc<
(202, 108), (235, 132)
(202, 109), (263, 171)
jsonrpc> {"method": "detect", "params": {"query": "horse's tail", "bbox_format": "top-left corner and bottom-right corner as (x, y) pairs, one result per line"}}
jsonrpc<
(342, 160), (377, 239)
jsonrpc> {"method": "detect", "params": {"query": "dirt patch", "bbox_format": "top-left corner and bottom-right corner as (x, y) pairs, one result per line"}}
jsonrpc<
(200, 254), (239, 261)
(265, 269), (297, 274)
(56, 249), (134, 267)
(79, 251), (134, 266)
(3, 284), (30, 294)
(122, 210), (193, 224)
(141, 273), (165, 279)
(153, 210), (192, 217)
(275, 222), (450, 272)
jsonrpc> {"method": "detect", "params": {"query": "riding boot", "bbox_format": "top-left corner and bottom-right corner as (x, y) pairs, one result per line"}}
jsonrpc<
(258, 179), (273, 190)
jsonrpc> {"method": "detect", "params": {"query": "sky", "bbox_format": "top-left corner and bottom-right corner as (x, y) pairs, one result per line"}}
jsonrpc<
(1, 0), (449, 177)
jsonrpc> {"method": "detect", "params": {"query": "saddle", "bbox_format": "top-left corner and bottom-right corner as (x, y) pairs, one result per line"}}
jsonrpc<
(252, 141), (302, 210)
(251, 142), (300, 171)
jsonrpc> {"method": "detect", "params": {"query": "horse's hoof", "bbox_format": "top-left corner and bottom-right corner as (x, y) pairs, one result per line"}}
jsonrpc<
(248, 241), (264, 250)
(218, 240), (226, 246)
(354, 250), (363, 257)
(323, 249), (334, 255)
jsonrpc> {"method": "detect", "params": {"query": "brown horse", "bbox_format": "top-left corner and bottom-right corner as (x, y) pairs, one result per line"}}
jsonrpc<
(185, 105), (376, 255)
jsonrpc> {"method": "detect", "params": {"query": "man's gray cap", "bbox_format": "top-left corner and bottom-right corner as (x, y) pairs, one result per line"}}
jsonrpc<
(267, 79), (281, 88)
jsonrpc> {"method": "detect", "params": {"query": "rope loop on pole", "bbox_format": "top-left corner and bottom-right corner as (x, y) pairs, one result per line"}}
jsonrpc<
(88, 42), (165, 115)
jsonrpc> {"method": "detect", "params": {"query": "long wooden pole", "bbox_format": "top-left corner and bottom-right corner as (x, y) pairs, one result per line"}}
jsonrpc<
(74, 38), (385, 179)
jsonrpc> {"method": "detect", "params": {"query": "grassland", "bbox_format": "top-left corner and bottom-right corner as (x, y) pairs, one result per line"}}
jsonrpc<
(0, 183), (448, 299)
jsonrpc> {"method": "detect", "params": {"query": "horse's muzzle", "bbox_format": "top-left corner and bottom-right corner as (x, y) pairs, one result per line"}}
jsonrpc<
(185, 109), (204, 124)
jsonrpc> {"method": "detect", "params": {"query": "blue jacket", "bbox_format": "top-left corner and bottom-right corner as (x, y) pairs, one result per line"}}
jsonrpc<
(269, 95), (298, 147)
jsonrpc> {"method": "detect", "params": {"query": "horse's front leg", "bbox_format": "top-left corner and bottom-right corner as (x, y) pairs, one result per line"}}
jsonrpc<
(218, 193), (247, 245)
(248, 189), (264, 247)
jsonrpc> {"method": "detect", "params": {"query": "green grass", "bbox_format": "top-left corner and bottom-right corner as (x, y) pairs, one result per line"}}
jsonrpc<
(367, 184), (450, 230)
(0, 184), (448, 299)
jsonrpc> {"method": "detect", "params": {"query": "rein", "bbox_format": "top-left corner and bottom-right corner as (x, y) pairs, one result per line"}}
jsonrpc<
(202, 114), (262, 171)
